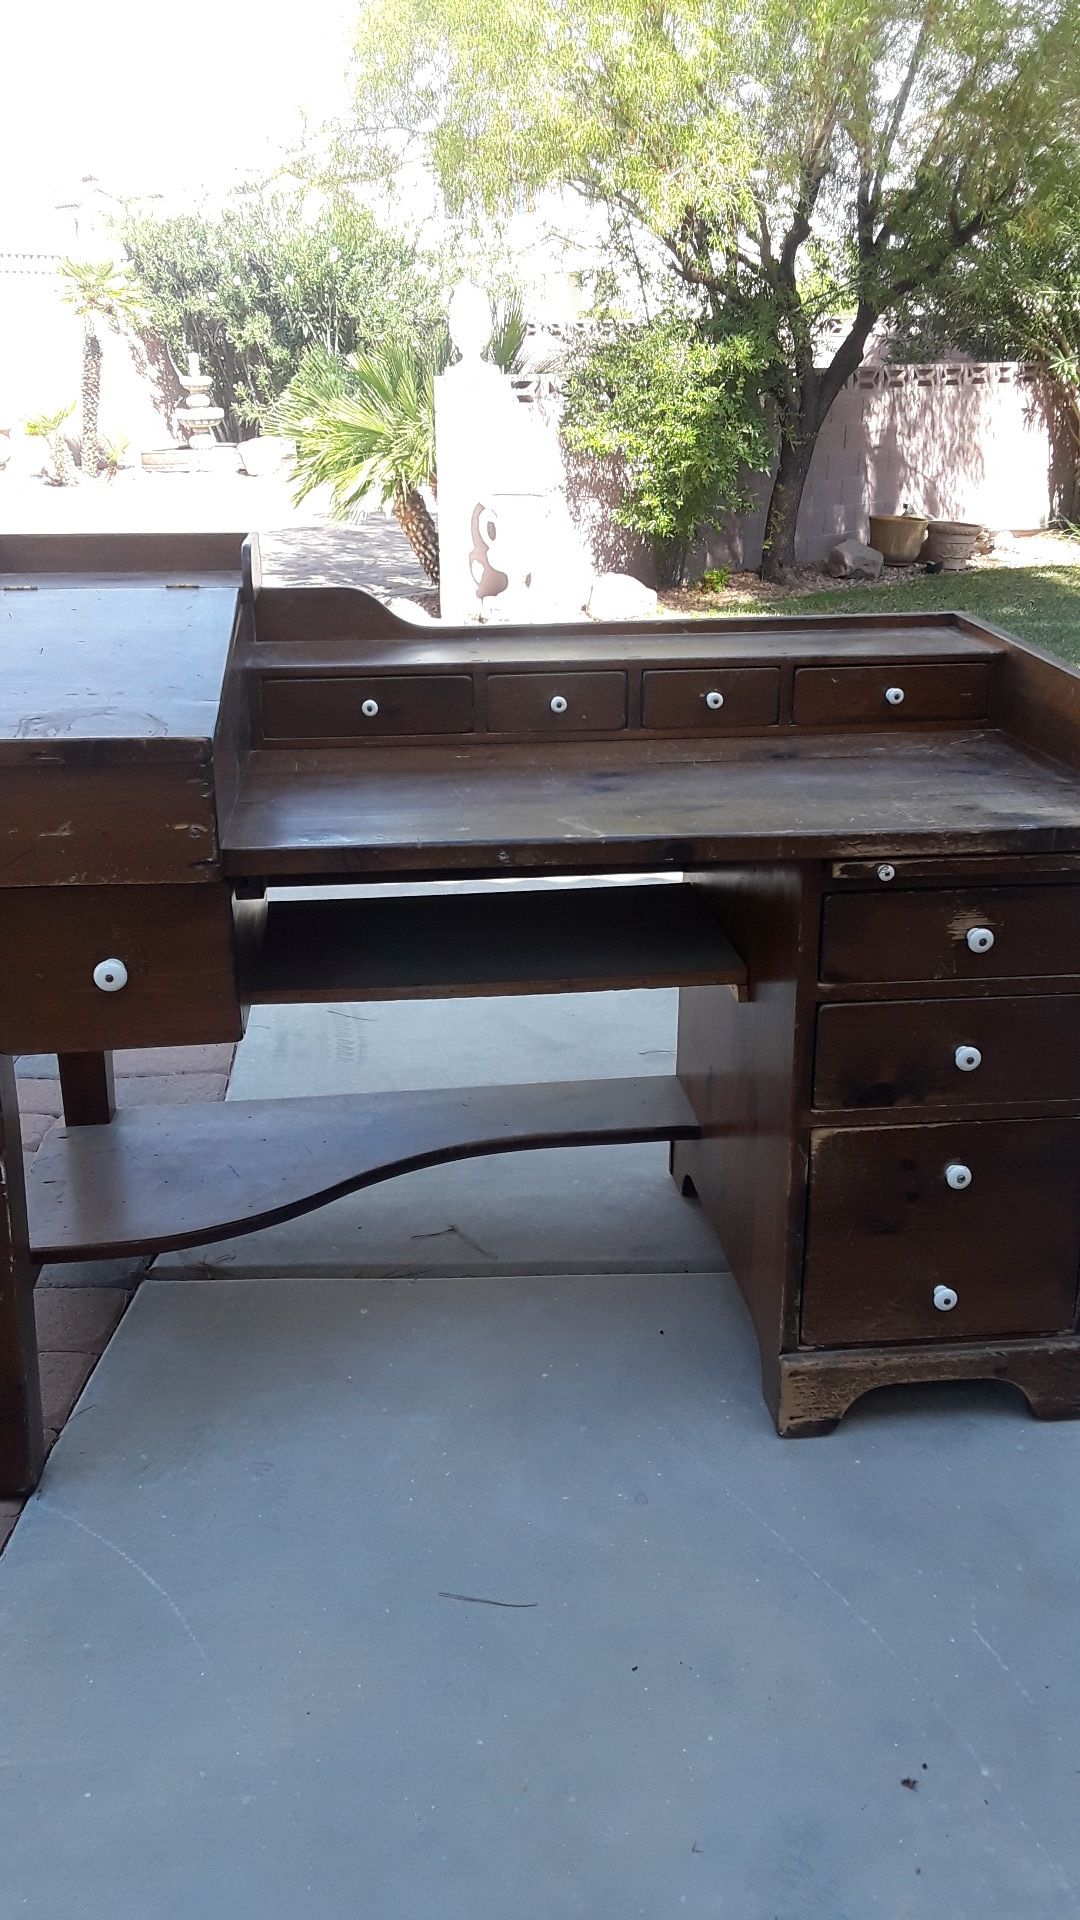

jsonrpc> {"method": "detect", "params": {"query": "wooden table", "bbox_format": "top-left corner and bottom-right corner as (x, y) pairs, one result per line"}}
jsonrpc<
(6, 529), (1080, 1492)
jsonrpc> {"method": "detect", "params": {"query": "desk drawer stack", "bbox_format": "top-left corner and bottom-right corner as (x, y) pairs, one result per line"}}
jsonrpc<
(674, 856), (1080, 1433)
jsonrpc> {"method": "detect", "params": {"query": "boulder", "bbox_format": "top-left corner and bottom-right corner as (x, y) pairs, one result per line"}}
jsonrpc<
(237, 435), (295, 478)
(587, 572), (658, 621)
(826, 539), (885, 580)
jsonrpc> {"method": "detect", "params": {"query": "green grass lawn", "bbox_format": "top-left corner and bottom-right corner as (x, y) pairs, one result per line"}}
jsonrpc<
(722, 565), (1080, 666)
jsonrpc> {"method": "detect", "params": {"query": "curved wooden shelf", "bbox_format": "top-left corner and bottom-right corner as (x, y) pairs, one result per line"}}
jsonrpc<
(28, 1075), (701, 1263)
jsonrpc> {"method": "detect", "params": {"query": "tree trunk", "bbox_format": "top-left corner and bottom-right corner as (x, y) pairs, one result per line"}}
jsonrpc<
(760, 430), (816, 582)
(82, 325), (102, 479)
(393, 488), (440, 584)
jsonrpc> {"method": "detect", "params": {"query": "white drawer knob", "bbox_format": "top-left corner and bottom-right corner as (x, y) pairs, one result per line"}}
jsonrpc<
(876, 863), (896, 883)
(933, 1285), (958, 1312)
(966, 926), (995, 953)
(945, 1162), (972, 1189)
(884, 686), (905, 706)
(705, 690), (725, 711)
(954, 1044), (982, 1072)
(550, 694), (568, 714)
(93, 958), (128, 993)
(360, 698), (380, 718)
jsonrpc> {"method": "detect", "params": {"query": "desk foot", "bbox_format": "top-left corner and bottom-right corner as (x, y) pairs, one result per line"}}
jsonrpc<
(775, 1339), (1080, 1436)
(58, 1052), (115, 1127)
(668, 1141), (698, 1199)
(0, 1057), (44, 1497)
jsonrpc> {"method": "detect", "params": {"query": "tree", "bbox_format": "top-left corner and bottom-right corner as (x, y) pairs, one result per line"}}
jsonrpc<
(25, 406), (76, 487)
(272, 302), (527, 584)
(898, 194), (1080, 512)
(561, 313), (772, 582)
(344, 0), (1080, 577)
(121, 192), (443, 438)
(58, 260), (144, 479)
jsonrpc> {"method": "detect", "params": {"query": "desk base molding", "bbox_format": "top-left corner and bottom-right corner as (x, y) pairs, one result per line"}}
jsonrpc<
(773, 1337), (1080, 1435)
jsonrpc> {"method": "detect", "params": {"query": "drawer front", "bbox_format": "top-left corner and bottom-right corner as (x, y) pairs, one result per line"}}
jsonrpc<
(486, 672), (627, 735)
(801, 1120), (1080, 1346)
(793, 663), (990, 726)
(0, 886), (242, 1054)
(641, 668), (780, 730)
(261, 675), (474, 740)
(814, 995), (1080, 1110)
(821, 885), (1080, 984)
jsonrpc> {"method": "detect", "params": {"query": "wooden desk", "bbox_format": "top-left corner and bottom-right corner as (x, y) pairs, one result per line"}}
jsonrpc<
(5, 530), (1080, 1491)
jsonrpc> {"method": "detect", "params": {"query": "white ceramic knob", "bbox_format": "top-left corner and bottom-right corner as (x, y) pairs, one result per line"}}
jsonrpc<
(933, 1285), (958, 1312)
(945, 1162), (972, 1190)
(360, 698), (379, 718)
(966, 926), (995, 953)
(877, 863), (896, 883)
(705, 690), (724, 711)
(884, 686), (905, 706)
(954, 1044), (982, 1072)
(92, 958), (128, 993)
(550, 694), (568, 714)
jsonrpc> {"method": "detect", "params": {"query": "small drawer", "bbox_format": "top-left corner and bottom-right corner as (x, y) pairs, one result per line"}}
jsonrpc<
(486, 672), (627, 734)
(641, 668), (780, 730)
(261, 675), (474, 740)
(793, 663), (990, 725)
(821, 884), (1080, 984)
(801, 1119), (1080, 1346)
(814, 995), (1080, 1110)
(0, 886), (242, 1054)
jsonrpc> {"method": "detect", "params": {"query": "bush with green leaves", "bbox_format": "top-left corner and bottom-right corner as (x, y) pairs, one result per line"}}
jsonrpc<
(561, 316), (772, 583)
(121, 192), (442, 437)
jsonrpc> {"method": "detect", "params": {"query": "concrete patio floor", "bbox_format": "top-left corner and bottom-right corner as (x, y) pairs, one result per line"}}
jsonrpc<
(4, 950), (1080, 1912)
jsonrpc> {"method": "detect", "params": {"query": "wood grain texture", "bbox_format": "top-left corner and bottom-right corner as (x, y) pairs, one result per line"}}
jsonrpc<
(775, 1336), (1080, 1435)
(0, 1056), (43, 1496)
(222, 732), (1080, 879)
(0, 886), (242, 1053)
(820, 883), (1080, 983)
(793, 662), (990, 726)
(486, 672), (628, 734)
(249, 884), (747, 1002)
(641, 668), (780, 730)
(0, 531), (243, 577)
(813, 994), (1080, 1110)
(0, 755), (220, 888)
(261, 673), (475, 741)
(28, 1076), (702, 1261)
(801, 1119), (1080, 1345)
(58, 1052), (116, 1127)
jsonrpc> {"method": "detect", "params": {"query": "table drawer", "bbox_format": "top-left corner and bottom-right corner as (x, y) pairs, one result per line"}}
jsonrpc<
(801, 1120), (1080, 1346)
(821, 885), (1080, 983)
(0, 886), (242, 1054)
(814, 995), (1080, 1110)
(641, 668), (780, 730)
(261, 675), (475, 740)
(793, 663), (990, 726)
(486, 672), (627, 734)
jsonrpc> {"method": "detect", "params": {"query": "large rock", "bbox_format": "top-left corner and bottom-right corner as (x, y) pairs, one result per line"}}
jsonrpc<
(587, 572), (658, 621)
(826, 538), (885, 580)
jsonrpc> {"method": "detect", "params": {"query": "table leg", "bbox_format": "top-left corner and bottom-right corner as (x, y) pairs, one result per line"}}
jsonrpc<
(58, 1051), (116, 1127)
(0, 1056), (44, 1496)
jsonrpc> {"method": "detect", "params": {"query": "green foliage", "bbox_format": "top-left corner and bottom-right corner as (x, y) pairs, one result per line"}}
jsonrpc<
(897, 193), (1080, 504)
(24, 405), (73, 439)
(698, 566), (732, 593)
(121, 192), (443, 436)
(24, 405), (75, 486)
(562, 315), (771, 579)
(272, 340), (441, 515)
(345, 0), (1080, 573)
(59, 258), (145, 329)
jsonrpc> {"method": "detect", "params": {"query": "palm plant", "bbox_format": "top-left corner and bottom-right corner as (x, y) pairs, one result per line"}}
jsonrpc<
(25, 406), (76, 486)
(58, 260), (145, 479)
(272, 298), (529, 586)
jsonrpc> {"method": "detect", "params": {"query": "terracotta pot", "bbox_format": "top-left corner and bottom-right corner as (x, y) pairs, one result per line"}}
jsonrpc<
(868, 513), (928, 565)
(923, 520), (982, 571)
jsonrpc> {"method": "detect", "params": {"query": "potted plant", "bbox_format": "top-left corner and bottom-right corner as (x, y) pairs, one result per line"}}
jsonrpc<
(923, 520), (983, 570)
(868, 501), (928, 565)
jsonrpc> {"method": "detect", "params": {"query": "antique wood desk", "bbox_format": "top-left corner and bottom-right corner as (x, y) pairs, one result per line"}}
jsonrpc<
(5, 529), (1080, 1492)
